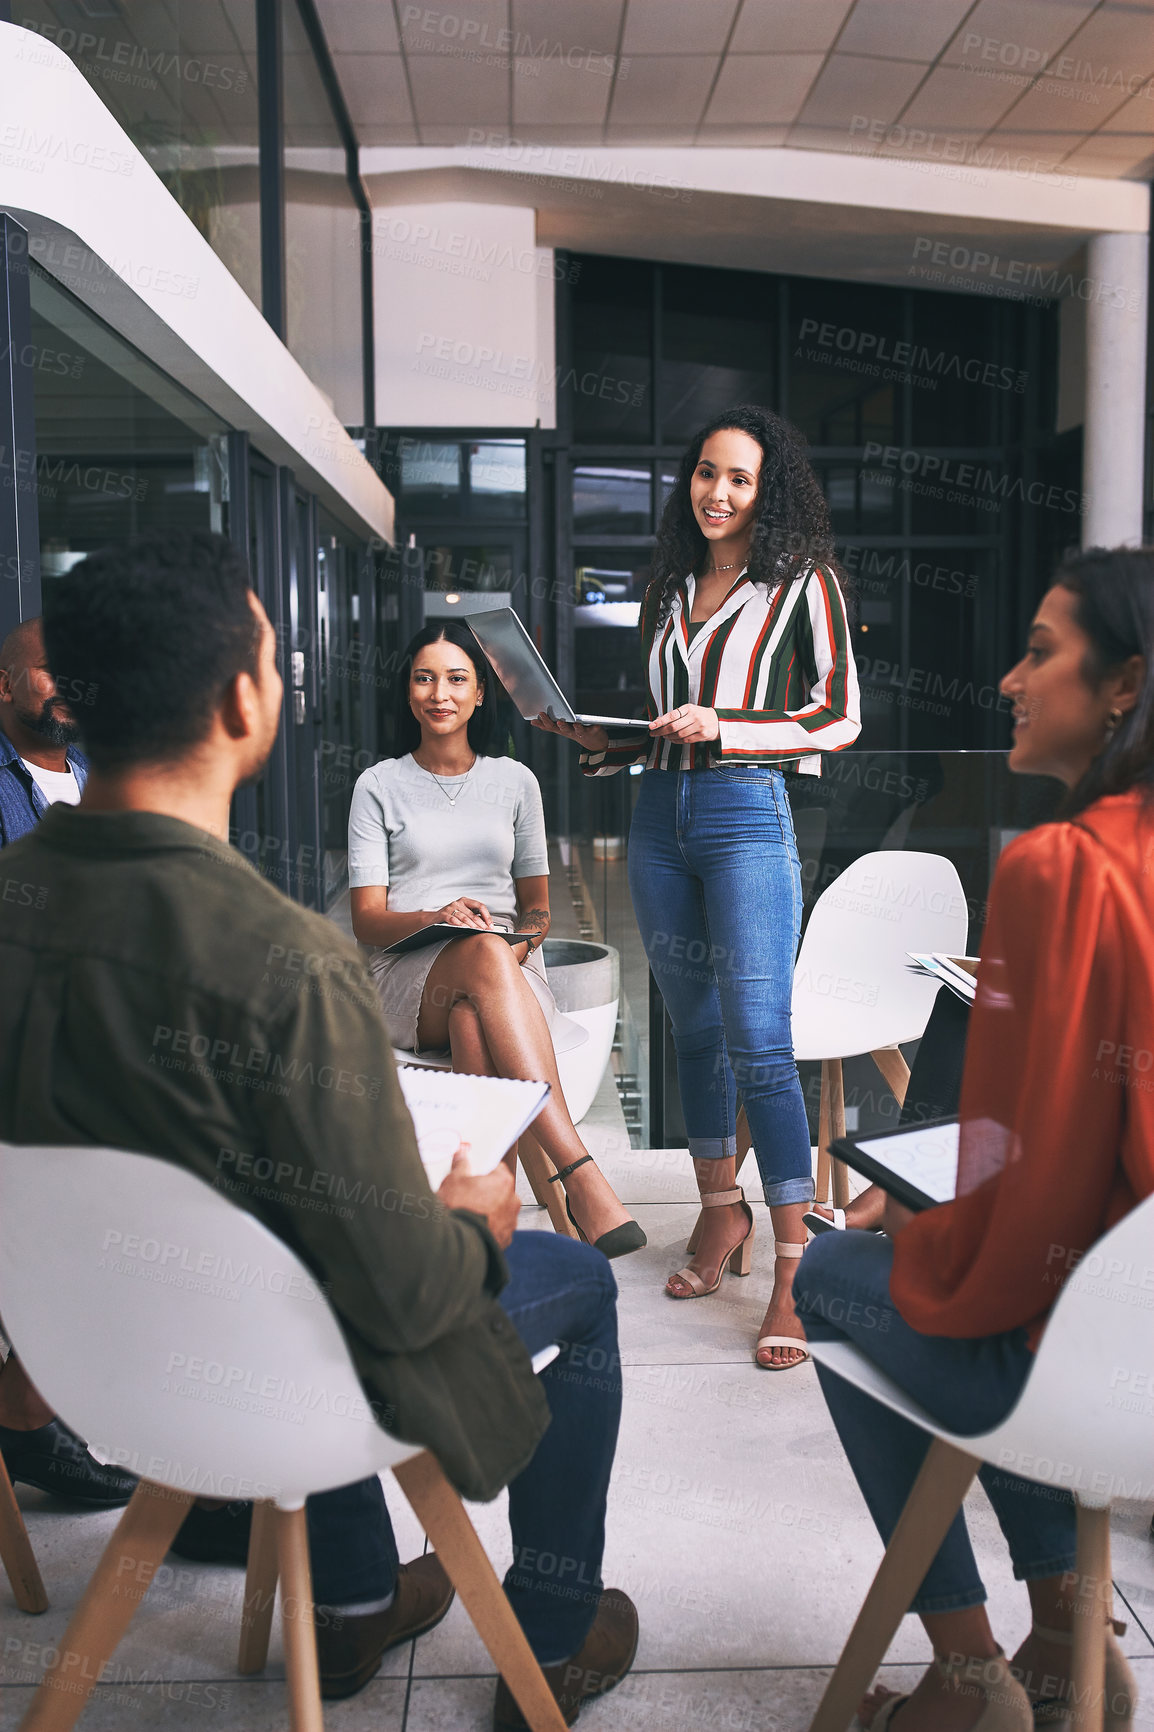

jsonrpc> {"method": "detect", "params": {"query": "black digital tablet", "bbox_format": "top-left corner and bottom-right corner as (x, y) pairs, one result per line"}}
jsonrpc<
(830, 1116), (959, 1213)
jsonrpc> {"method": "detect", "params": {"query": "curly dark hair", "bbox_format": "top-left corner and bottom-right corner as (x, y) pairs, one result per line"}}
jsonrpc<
(1054, 546), (1154, 818)
(651, 404), (848, 624)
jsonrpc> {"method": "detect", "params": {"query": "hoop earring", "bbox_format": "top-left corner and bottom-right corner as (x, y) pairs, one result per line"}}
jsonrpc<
(1105, 707), (1124, 738)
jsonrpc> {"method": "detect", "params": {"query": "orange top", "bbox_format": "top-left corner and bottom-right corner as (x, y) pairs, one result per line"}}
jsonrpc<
(891, 790), (1154, 1347)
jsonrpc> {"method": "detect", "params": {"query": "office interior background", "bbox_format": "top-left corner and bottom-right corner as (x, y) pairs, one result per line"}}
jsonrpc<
(1, 0), (1151, 1146)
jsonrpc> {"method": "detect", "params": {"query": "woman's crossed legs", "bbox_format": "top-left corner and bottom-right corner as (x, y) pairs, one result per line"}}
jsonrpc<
(417, 934), (633, 1244)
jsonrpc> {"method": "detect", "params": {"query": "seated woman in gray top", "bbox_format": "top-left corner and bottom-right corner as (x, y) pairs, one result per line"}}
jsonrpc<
(349, 622), (645, 1259)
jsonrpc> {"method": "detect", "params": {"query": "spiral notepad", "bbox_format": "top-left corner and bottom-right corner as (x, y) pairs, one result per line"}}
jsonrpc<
(396, 1067), (551, 1188)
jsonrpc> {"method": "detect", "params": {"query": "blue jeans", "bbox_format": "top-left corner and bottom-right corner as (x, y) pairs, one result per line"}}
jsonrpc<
(307, 1232), (621, 1663)
(794, 1232), (1078, 1613)
(628, 765), (813, 1206)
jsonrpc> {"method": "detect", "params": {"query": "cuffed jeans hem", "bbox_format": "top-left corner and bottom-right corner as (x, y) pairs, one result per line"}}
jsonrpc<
(910, 1584), (988, 1616)
(763, 1176), (816, 1207)
(687, 1135), (737, 1161)
(1011, 1551), (1079, 1584)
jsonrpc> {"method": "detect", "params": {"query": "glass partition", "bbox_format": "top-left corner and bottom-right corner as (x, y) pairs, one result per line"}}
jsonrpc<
(566, 751), (1063, 1148)
(568, 256), (652, 442)
(572, 465), (652, 535)
(660, 264), (776, 445)
(283, 0), (362, 425)
(468, 441), (527, 517)
(316, 513), (368, 877)
(16, 1), (262, 308)
(29, 265), (230, 569)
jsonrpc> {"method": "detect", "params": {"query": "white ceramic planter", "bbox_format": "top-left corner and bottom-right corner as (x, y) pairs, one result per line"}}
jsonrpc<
(541, 939), (620, 1124)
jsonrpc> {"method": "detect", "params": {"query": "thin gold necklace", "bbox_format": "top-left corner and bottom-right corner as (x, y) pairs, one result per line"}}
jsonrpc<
(415, 751), (476, 807)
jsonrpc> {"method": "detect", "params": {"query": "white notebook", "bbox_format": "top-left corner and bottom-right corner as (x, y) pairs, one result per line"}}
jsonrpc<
(907, 952), (978, 1003)
(397, 1067), (551, 1189)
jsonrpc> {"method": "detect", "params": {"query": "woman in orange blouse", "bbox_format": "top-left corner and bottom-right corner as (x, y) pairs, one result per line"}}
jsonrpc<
(796, 547), (1154, 1731)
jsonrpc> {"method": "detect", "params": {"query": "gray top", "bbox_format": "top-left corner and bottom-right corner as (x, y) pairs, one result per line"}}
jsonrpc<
(348, 752), (549, 923)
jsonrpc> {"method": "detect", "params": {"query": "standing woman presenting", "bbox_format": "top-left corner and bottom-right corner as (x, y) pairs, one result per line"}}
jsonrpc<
(538, 406), (860, 1365)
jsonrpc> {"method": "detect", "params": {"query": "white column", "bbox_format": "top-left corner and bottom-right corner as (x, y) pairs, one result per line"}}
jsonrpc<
(371, 202), (556, 428)
(1082, 231), (1149, 548)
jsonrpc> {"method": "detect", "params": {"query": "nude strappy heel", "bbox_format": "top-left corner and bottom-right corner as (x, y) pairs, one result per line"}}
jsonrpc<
(1026, 1619), (1136, 1729)
(665, 1187), (754, 1298)
(870, 1648), (1033, 1729)
(754, 1240), (810, 1370)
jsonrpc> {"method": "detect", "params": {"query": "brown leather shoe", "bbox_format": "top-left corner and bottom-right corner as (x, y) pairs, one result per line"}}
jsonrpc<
(316, 1554), (454, 1699)
(492, 1587), (639, 1730)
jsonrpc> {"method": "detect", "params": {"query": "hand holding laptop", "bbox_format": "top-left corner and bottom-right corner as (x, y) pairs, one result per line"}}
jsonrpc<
(532, 702), (719, 747)
(531, 710), (609, 750)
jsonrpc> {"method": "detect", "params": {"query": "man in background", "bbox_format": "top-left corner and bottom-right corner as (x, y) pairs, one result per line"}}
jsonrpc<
(0, 617), (87, 841)
(0, 617), (134, 1507)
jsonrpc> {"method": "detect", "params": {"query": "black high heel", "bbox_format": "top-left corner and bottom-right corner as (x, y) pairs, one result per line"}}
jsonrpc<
(548, 1155), (647, 1259)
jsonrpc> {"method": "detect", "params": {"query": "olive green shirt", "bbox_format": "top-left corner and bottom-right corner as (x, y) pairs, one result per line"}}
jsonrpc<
(0, 806), (549, 1501)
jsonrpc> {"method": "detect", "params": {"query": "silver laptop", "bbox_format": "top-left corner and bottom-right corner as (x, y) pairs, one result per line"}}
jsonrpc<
(464, 608), (652, 730)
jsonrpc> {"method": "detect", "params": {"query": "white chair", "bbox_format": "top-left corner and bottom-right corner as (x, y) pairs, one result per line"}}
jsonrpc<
(806, 1193), (1154, 1732)
(780, 850), (968, 1209)
(0, 1141), (569, 1732)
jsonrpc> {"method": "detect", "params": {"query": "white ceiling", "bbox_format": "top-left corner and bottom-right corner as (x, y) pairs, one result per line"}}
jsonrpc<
(315, 0), (1154, 180)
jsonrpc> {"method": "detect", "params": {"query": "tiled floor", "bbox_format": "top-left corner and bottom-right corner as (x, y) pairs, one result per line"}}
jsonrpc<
(3, 1083), (1153, 1731)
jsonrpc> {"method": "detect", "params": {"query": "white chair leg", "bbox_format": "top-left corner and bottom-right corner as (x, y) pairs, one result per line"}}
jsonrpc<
(277, 1506), (324, 1732)
(393, 1452), (568, 1732)
(1069, 1503), (1110, 1732)
(0, 1453), (47, 1614)
(816, 1061), (833, 1205)
(19, 1480), (194, 1732)
(237, 1499), (279, 1674)
(808, 1439), (980, 1732)
(828, 1060), (851, 1209)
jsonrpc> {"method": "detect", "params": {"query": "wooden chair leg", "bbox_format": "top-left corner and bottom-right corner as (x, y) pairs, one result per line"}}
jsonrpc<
(808, 1439), (980, 1732)
(277, 1506), (324, 1732)
(19, 1479), (194, 1732)
(393, 1452), (568, 1732)
(1069, 1502), (1110, 1732)
(827, 1059), (851, 1210)
(816, 1061), (833, 1205)
(518, 1134), (579, 1239)
(237, 1499), (280, 1674)
(870, 1047), (911, 1109)
(735, 1105), (753, 1181)
(0, 1452), (47, 1614)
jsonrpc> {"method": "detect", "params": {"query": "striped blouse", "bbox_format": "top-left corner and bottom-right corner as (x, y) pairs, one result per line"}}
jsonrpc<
(580, 562), (861, 777)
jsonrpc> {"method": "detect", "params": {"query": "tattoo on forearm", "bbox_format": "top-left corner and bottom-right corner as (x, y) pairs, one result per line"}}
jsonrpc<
(515, 907), (550, 941)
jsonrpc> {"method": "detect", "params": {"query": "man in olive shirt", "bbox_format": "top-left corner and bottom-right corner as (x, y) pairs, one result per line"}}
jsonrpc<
(0, 534), (636, 1728)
